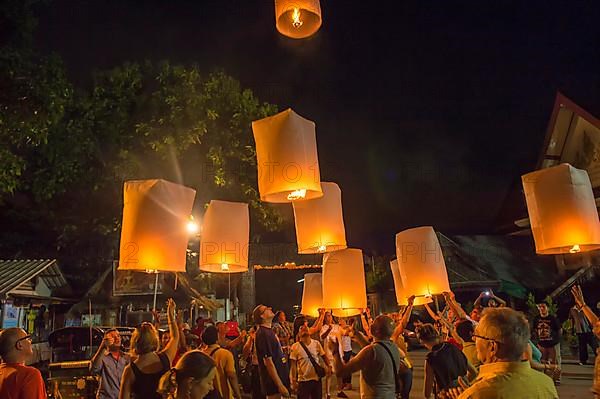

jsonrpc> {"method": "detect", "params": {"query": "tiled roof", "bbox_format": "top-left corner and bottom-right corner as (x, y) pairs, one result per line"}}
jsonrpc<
(0, 259), (69, 296)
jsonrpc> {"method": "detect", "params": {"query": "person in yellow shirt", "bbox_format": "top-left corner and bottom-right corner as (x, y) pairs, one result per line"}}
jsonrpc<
(202, 326), (242, 399)
(448, 308), (557, 399)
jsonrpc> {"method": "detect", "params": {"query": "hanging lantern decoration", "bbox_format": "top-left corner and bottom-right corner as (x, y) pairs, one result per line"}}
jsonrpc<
(274, 0), (322, 39)
(293, 182), (347, 254)
(252, 108), (323, 203)
(300, 273), (323, 317)
(522, 163), (600, 254)
(200, 200), (249, 273)
(390, 259), (432, 306)
(322, 248), (367, 317)
(118, 179), (196, 272)
(395, 226), (450, 298)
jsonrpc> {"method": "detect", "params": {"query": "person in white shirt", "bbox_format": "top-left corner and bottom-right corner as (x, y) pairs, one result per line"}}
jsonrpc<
(337, 319), (354, 390)
(290, 323), (331, 399)
(319, 312), (346, 399)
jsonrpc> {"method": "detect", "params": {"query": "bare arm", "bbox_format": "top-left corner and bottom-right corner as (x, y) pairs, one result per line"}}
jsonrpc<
(225, 330), (247, 349)
(424, 303), (440, 321)
(393, 296), (416, 341)
(161, 298), (180, 363)
(309, 309), (326, 335)
(330, 340), (373, 377)
(473, 293), (484, 309)
(226, 354), (242, 399)
(89, 339), (107, 374)
(424, 360), (435, 399)
(242, 333), (254, 359)
(118, 365), (133, 399)
(443, 292), (467, 320)
(264, 357), (289, 396)
(572, 285), (599, 326)
(489, 290), (507, 307)
(289, 359), (298, 391)
(360, 313), (371, 338)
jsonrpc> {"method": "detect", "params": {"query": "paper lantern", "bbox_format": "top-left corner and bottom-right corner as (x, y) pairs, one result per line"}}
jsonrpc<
(300, 273), (322, 317)
(522, 163), (600, 254)
(322, 248), (367, 317)
(252, 108), (323, 203)
(200, 200), (249, 273)
(275, 0), (322, 39)
(390, 260), (432, 306)
(293, 182), (347, 254)
(119, 179), (196, 272)
(395, 227), (450, 298)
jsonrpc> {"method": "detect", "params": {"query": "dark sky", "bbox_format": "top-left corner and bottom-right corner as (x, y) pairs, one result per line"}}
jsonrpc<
(33, 0), (600, 254)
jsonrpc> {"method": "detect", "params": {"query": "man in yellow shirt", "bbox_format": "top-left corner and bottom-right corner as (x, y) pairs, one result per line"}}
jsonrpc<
(202, 326), (242, 399)
(453, 308), (557, 399)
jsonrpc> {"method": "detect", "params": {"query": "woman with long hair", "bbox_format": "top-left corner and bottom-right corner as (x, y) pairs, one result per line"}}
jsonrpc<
(157, 350), (217, 399)
(119, 298), (180, 399)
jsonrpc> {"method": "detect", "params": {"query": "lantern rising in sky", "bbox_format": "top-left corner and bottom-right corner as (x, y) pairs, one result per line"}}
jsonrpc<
(522, 163), (600, 254)
(274, 0), (322, 39)
(118, 179), (196, 273)
(293, 182), (347, 254)
(252, 108), (323, 203)
(395, 226), (451, 299)
(300, 272), (323, 317)
(199, 200), (249, 273)
(390, 259), (432, 306)
(322, 248), (367, 317)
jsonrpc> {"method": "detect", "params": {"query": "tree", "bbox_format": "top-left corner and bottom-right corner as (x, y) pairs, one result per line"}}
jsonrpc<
(0, 60), (284, 288)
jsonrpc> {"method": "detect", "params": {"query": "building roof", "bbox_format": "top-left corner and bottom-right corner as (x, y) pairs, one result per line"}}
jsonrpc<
(0, 259), (70, 298)
(439, 234), (561, 297)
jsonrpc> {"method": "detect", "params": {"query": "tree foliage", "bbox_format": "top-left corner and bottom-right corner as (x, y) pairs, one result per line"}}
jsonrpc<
(1, 8), (284, 287)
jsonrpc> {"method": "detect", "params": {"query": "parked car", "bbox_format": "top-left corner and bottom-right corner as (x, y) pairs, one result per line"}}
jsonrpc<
(47, 326), (134, 399)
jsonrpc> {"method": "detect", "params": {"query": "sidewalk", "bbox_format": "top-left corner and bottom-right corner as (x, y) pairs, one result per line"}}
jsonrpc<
(562, 352), (596, 380)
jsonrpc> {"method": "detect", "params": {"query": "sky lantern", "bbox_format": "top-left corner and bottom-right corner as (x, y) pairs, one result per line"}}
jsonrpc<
(293, 182), (347, 254)
(322, 248), (367, 317)
(274, 0), (322, 39)
(390, 259), (432, 306)
(118, 179), (196, 273)
(199, 200), (249, 273)
(252, 108), (323, 203)
(522, 163), (600, 254)
(395, 226), (451, 299)
(300, 272), (323, 317)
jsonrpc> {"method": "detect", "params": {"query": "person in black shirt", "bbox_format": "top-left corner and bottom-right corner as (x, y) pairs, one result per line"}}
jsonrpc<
(418, 323), (475, 398)
(253, 304), (290, 399)
(533, 301), (562, 384)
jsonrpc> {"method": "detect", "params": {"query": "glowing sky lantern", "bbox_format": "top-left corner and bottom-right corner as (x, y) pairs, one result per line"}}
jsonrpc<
(522, 163), (600, 254)
(200, 200), (249, 273)
(395, 226), (451, 298)
(252, 108), (323, 203)
(118, 179), (196, 272)
(293, 182), (347, 254)
(390, 259), (432, 306)
(300, 273), (323, 317)
(322, 248), (367, 317)
(274, 0), (322, 39)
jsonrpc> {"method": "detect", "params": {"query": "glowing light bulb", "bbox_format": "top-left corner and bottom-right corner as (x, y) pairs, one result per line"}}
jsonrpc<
(187, 216), (199, 234)
(318, 245), (327, 252)
(221, 263), (229, 271)
(287, 188), (307, 200)
(292, 8), (303, 28)
(569, 244), (581, 253)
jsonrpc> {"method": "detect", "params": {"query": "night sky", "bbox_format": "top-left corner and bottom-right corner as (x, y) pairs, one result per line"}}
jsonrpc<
(33, 0), (600, 254)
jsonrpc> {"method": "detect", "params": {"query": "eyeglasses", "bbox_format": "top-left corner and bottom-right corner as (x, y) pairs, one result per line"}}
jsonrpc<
(472, 334), (502, 344)
(15, 335), (32, 348)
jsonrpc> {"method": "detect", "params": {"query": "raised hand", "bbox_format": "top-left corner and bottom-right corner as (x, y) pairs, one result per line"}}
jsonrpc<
(571, 285), (586, 308)
(166, 298), (176, 318)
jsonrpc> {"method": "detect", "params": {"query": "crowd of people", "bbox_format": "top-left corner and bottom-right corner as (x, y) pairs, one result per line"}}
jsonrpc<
(0, 285), (599, 399)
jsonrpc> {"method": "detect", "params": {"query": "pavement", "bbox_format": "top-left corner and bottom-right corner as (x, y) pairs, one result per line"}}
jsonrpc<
(320, 349), (596, 399)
